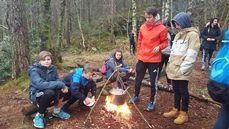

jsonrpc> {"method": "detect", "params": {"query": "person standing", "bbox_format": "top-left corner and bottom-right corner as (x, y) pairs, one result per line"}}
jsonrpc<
(129, 7), (168, 112)
(201, 18), (221, 70)
(129, 30), (136, 55)
(208, 28), (229, 129)
(163, 12), (200, 125)
(158, 21), (175, 87)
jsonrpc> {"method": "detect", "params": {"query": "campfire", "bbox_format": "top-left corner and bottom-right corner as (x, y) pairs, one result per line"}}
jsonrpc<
(104, 95), (131, 120)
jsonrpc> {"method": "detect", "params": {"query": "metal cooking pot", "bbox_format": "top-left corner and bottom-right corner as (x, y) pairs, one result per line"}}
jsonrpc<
(109, 88), (127, 105)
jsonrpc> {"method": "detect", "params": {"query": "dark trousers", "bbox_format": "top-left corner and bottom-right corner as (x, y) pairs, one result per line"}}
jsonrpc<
(213, 104), (229, 129)
(158, 53), (171, 84)
(172, 80), (189, 112)
(61, 81), (96, 111)
(130, 44), (135, 55)
(36, 90), (56, 114)
(202, 48), (214, 66)
(134, 60), (159, 102)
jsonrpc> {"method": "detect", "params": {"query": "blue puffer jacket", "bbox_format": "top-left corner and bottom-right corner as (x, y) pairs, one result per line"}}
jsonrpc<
(105, 56), (129, 79)
(28, 63), (65, 102)
(70, 68), (96, 101)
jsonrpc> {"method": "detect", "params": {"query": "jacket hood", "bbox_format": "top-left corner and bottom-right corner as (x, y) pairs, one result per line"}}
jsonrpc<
(172, 12), (191, 28)
(182, 27), (199, 33)
(72, 68), (89, 86)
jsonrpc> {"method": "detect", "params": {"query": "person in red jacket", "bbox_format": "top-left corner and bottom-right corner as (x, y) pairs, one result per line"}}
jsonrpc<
(129, 7), (168, 112)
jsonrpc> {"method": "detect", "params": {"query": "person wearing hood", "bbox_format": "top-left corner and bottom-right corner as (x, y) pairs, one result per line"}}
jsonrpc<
(60, 63), (97, 111)
(128, 7), (168, 112)
(163, 12), (200, 124)
(201, 18), (221, 70)
(105, 49), (134, 88)
(28, 51), (70, 128)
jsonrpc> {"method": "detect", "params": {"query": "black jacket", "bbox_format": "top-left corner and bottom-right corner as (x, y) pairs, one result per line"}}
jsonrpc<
(201, 25), (221, 50)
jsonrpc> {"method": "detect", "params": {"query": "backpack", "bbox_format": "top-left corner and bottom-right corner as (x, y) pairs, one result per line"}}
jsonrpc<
(207, 29), (229, 104)
(101, 59), (109, 74)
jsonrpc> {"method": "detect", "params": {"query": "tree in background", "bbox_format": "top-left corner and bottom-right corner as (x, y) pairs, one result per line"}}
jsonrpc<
(6, 0), (30, 78)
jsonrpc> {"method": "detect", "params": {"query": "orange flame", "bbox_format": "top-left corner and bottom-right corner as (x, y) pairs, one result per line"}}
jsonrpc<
(104, 96), (131, 120)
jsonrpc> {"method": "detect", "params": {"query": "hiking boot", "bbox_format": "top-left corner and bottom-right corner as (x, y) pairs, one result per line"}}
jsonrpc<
(174, 111), (188, 124)
(128, 95), (139, 104)
(33, 113), (44, 128)
(52, 110), (70, 119)
(146, 101), (156, 112)
(163, 107), (178, 118)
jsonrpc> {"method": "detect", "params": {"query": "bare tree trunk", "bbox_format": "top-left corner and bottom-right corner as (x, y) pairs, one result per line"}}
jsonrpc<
(204, 0), (207, 24)
(131, 0), (137, 40)
(126, 7), (131, 37)
(65, 0), (71, 46)
(39, 0), (51, 51)
(7, 0), (30, 78)
(87, 0), (91, 23)
(170, 0), (173, 20)
(162, 0), (170, 22)
(110, 0), (115, 44)
(51, 0), (58, 49)
(39, 0), (61, 63)
(58, 0), (65, 47)
(74, 0), (86, 48)
(0, 19), (3, 41)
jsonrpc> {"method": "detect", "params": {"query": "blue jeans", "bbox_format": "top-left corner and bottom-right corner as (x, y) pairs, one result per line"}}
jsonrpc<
(213, 104), (229, 129)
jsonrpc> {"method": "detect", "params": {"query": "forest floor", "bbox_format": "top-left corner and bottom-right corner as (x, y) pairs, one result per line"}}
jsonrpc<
(0, 48), (220, 129)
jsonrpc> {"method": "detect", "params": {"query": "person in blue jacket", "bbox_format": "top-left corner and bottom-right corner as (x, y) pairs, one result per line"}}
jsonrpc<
(61, 64), (96, 112)
(211, 28), (229, 129)
(28, 51), (70, 129)
(105, 49), (133, 88)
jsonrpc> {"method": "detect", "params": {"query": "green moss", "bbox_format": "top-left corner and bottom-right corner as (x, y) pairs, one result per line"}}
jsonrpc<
(0, 71), (29, 94)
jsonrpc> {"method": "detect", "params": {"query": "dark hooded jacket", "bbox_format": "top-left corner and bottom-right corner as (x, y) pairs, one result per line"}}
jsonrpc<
(28, 63), (65, 102)
(201, 23), (221, 50)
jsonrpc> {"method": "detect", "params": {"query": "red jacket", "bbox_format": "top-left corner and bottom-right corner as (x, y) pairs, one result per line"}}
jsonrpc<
(137, 22), (168, 63)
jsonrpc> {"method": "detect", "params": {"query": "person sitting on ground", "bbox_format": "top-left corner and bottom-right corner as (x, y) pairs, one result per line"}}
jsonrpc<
(60, 63), (97, 112)
(105, 49), (134, 89)
(28, 51), (70, 129)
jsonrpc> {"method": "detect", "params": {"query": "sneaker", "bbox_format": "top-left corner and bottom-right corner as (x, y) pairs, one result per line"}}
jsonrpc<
(33, 113), (44, 128)
(201, 65), (205, 71)
(146, 101), (156, 112)
(208, 65), (212, 70)
(128, 95), (139, 104)
(52, 110), (70, 119)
